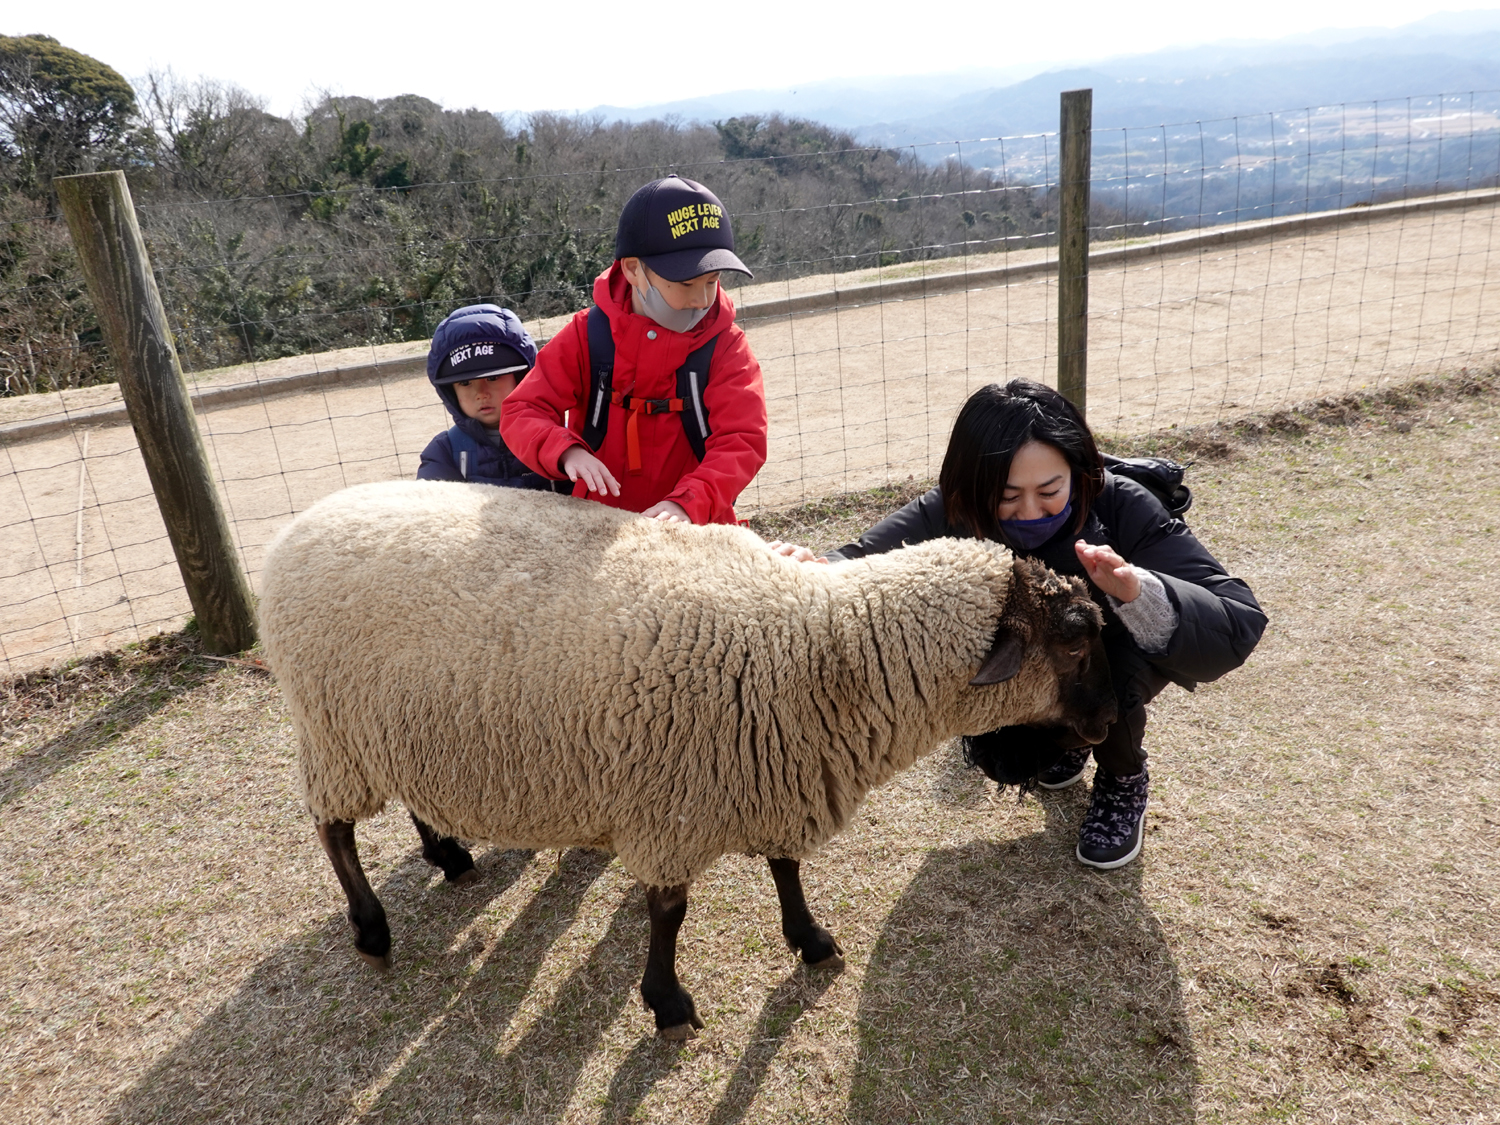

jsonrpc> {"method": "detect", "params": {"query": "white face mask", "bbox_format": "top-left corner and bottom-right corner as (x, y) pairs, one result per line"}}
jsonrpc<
(635, 277), (711, 334)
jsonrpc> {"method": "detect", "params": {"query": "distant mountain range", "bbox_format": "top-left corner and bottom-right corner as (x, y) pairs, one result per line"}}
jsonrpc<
(582, 64), (1048, 135)
(587, 10), (1500, 153)
(588, 10), (1500, 231)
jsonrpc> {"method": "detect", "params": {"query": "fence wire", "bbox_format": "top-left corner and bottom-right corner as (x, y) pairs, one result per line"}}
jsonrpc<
(4, 91), (1499, 674)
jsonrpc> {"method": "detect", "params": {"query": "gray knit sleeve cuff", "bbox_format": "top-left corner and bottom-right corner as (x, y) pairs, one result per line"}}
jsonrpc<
(1108, 568), (1177, 655)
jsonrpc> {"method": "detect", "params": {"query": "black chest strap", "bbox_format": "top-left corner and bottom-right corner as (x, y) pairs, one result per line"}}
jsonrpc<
(581, 305), (718, 463)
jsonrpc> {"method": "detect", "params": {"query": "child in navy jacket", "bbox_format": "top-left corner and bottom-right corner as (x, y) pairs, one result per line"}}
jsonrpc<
(418, 304), (557, 490)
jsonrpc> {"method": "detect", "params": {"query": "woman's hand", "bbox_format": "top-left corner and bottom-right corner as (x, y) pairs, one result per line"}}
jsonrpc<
(767, 540), (829, 564)
(560, 445), (620, 497)
(643, 501), (690, 523)
(1075, 540), (1141, 602)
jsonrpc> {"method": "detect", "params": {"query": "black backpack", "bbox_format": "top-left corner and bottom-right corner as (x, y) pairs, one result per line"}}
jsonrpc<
(581, 306), (719, 462)
(1102, 453), (1192, 517)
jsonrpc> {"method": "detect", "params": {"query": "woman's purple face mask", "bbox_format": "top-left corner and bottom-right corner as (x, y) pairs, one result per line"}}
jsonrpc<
(1002, 502), (1074, 548)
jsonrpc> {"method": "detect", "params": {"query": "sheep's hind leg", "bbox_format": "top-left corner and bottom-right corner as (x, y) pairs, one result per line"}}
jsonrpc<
(317, 820), (391, 970)
(409, 812), (478, 885)
(641, 883), (704, 1041)
(768, 857), (845, 969)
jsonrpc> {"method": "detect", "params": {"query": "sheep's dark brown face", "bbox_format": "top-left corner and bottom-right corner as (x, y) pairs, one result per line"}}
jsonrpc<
(1039, 594), (1116, 745)
(970, 557), (1117, 744)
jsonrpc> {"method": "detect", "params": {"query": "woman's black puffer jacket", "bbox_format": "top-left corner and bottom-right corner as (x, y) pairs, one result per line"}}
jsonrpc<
(823, 472), (1267, 690)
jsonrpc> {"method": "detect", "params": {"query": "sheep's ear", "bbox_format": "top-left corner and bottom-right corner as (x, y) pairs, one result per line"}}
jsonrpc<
(971, 629), (1025, 685)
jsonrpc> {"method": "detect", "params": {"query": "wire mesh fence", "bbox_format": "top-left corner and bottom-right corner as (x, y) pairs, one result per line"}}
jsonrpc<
(4, 90), (1500, 674)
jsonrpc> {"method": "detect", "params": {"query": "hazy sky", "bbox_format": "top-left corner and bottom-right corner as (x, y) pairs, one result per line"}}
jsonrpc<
(14, 1), (1500, 118)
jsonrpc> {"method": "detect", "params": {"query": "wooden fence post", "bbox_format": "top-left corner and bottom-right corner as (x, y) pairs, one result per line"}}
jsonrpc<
(56, 170), (257, 655)
(1058, 87), (1092, 416)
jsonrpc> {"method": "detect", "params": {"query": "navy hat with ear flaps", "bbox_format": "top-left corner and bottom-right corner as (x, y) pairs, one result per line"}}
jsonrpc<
(615, 175), (752, 282)
(427, 304), (538, 386)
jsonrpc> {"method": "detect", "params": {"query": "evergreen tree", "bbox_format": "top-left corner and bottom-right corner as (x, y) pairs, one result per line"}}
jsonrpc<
(0, 34), (143, 201)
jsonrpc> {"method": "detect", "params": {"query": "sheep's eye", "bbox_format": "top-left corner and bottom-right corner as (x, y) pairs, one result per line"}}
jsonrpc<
(1068, 644), (1087, 659)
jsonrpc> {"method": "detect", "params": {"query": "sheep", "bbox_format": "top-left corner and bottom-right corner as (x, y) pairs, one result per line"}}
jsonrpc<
(258, 481), (1115, 1039)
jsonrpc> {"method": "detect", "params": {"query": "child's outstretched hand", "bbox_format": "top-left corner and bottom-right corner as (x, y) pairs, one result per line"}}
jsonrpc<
(767, 540), (829, 564)
(1075, 540), (1141, 602)
(560, 445), (620, 497)
(643, 501), (690, 523)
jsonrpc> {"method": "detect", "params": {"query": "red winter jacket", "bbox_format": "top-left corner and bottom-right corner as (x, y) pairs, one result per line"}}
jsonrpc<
(500, 265), (768, 525)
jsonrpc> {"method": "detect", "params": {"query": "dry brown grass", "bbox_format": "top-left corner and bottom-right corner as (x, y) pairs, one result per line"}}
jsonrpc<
(2, 374), (1497, 1124)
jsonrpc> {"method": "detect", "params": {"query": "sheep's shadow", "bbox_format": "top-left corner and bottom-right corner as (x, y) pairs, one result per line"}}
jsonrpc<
(357, 877), (837, 1125)
(582, 928), (837, 1125)
(700, 970), (838, 1125)
(361, 869), (650, 1123)
(103, 844), (611, 1125)
(848, 787), (1198, 1123)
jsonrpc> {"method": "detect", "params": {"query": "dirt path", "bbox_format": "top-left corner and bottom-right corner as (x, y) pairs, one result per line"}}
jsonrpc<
(4, 203), (1498, 672)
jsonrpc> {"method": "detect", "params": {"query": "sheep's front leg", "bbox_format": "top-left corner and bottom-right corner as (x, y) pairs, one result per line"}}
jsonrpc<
(768, 857), (845, 969)
(317, 819), (391, 970)
(409, 812), (478, 884)
(641, 883), (704, 1040)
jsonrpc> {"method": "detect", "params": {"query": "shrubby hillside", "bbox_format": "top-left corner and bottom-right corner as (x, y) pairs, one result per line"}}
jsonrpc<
(1, 36), (1073, 396)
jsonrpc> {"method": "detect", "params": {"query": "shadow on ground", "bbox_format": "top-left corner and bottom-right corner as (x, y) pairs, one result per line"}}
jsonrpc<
(360, 850), (651, 1123)
(848, 787), (1198, 1123)
(103, 845), (623, 1124)
(101, 788), (1195, 1123)
(102, 833), (837, 1124)
(1, 643), (217, 808)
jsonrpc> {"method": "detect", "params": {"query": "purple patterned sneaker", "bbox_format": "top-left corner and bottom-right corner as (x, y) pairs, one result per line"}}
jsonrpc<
(1077, 768), (1149, 869)
(1036, 745), (1093, 790)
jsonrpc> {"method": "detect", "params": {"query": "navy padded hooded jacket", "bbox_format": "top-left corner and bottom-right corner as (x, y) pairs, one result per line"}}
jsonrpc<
(417, 305), (557, 491)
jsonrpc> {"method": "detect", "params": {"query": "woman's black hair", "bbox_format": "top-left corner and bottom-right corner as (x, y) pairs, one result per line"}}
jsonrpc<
(962, 725), (1072, 796)
(937, 379), (1105, 546)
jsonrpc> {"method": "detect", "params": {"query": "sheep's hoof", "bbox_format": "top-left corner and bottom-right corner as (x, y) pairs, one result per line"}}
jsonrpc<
(794, 929), (845, 971)
(647, 988), (704, 1038)
(358, 950), (392, 972)
(448, 867), (480, 886)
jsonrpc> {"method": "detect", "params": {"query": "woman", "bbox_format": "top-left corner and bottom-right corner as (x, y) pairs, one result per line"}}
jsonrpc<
(771, 380), (1266, 869)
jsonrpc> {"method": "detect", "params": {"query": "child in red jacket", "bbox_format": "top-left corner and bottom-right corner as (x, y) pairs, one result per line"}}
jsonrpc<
(500, 175), (768, 525)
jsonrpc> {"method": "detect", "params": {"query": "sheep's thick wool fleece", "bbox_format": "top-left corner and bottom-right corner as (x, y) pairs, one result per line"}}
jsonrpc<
(260, 482), (1056, 888)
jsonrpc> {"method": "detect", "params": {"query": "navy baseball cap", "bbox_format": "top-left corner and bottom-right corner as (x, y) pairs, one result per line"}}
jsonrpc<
(427, 304), (537, 385)
(615, 175), (753, 282)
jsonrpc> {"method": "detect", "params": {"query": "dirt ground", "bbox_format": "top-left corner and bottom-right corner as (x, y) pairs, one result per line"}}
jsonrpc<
(1, 375), (1495, 1123)
(3, 202), (1498, 672)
